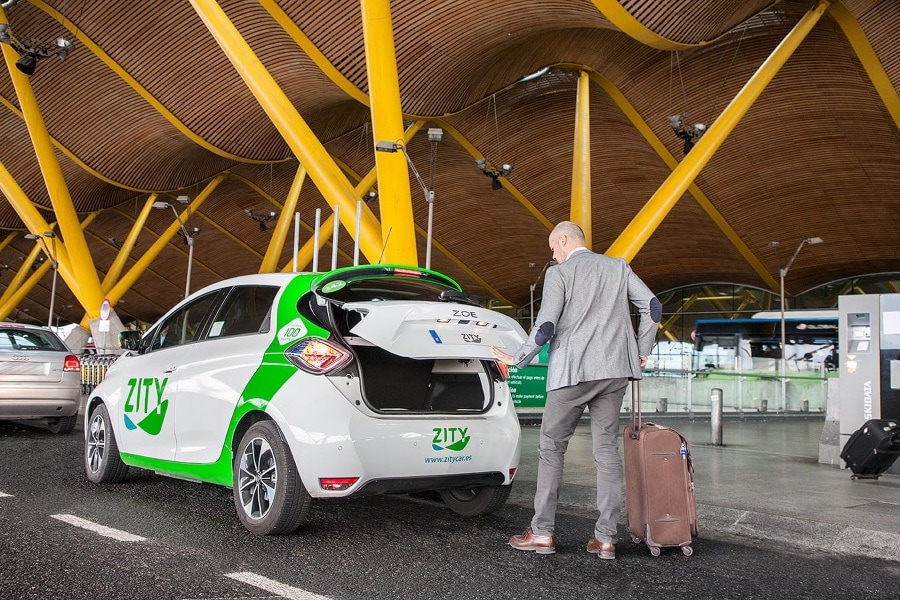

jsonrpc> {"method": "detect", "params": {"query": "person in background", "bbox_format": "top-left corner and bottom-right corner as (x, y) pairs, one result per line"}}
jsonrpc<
(492, 221), (660, 560)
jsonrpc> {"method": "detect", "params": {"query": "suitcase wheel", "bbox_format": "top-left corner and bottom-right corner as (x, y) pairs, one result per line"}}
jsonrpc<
(649, 546), (661, 557)
(630, 534), (641, 544)
(682, 545), (693, 557)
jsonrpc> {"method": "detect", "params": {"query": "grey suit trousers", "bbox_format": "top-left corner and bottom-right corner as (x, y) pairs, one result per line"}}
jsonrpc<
(530, 377), (627, 544)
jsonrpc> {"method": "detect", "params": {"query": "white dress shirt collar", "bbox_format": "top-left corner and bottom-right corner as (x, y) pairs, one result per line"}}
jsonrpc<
(566, 246), (589, 261)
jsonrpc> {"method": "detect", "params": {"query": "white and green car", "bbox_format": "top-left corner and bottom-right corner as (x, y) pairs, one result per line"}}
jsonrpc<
(84, 265), (525, 535)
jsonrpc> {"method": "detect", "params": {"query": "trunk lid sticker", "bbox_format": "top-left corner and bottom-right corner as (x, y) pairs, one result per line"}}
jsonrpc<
(432, 427), (470, 451)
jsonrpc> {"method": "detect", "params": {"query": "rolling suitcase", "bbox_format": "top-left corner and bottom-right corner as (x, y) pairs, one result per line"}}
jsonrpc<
(623, 380), (698, 556)
(840, 419), (900, 479)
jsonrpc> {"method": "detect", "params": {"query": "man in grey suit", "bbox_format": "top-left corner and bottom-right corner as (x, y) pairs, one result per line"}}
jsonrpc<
(492, 221), (661, 559)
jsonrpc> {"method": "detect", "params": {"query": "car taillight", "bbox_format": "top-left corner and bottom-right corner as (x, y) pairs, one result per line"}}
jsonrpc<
(285, 338), (353, 374)
(319, 477), (359, 491)
(509, 467), (517, 480)
(496, 361), (509, 381)
(63, 355), (80, 372)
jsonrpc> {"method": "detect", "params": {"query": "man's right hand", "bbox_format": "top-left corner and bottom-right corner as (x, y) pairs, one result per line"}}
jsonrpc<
(491, 346), (514, 365)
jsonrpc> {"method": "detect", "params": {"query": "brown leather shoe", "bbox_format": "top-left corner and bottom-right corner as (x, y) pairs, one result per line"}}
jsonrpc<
(509, 528), (556, 554)
(587, 537), (616, 560)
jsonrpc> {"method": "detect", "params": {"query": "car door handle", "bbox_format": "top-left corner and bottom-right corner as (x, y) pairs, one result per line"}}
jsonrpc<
(163, 364), (177, 373)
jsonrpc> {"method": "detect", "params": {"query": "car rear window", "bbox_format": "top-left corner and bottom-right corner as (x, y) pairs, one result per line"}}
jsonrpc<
(0, 328), (68, 352)
(318, 274), (459, 304)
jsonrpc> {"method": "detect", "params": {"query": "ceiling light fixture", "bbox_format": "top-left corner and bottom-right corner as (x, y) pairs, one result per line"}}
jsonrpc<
(0, 22), (74, 77)
(245, 208), (278, 231)
(668, 115), (707, 155)
(476, 158), (513, 191)
(153, 201), (197, 297)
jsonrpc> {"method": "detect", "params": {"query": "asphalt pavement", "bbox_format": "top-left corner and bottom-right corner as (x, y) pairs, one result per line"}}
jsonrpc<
(511, 414), (900, 563)
(1, 415), (899, 600)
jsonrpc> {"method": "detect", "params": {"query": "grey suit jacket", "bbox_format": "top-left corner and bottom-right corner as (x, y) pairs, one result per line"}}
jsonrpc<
(512, 249), (660, 391)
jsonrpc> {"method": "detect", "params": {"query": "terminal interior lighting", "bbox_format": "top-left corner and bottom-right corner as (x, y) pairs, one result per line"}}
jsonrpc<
(245, 208), (278, 231)
(23, 231), (58, 327)
(375, 140), (400, 153)
(770, 236), (824, 412)
(0, 23), (74, 77)
(153, 201), (197, 297)
(668, 115), (707, 155)
(476, 158), (513, 190)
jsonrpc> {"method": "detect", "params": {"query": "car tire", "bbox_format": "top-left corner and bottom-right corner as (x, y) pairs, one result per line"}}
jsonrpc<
(439, 484), (512, 517)
(85, 403), (129, 483)
(233, 421), (310, 536)
(48, 414), (78, 434)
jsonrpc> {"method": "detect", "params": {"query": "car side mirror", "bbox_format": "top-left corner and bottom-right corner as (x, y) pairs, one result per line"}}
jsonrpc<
(119, 330), (142, 351)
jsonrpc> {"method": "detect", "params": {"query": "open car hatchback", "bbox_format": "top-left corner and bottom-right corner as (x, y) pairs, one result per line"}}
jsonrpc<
(84, 265), (525, 535)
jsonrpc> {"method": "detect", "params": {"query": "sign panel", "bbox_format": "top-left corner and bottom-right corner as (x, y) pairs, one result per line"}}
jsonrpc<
(100, 298), (111, 321)
(508, 346), (549, 409)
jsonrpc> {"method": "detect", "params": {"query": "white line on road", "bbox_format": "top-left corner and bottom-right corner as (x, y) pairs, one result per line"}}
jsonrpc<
(0, 491), (11, 497)
(51, 513), (146, 542)
(226, 572), (332, 600)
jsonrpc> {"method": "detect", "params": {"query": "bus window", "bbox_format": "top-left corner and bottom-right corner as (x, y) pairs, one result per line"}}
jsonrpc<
(693, 313), (838, 373)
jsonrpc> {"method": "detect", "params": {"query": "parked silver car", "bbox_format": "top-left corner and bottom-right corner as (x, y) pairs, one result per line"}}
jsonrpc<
(0, 323), (82, 433)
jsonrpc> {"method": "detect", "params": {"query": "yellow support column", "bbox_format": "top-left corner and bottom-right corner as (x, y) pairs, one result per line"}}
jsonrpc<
(360, 0), (417, 265)
(828, 2), (900, 132)
(606, 0), (830, 261)
(260, 166), (306, 273)
(571, 71), (592, 249)
(190, 0), (383, 263)
(0, 231), (15, 253)
(0, 255), (53, 322)
(0, 160), (89, 306)
(437, 119), (554, 230)
(0, 213), (97, 321)
(0, 243), (46, 309)
(101, 194), (157, 292)
(0, 8), (104, 318)
(106, 176), (222, 307)
(583, 70), (778, 290)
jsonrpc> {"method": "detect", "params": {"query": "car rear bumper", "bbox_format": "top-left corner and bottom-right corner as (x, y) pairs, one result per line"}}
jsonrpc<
(0, 390), (81, 419)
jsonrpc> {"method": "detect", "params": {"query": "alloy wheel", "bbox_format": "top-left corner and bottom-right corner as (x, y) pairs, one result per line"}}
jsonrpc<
(86, 412), (107, 473)
(238, 436), (278, 520)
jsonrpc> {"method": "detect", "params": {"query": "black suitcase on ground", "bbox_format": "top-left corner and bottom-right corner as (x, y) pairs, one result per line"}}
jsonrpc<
(840, 419), (900, 479)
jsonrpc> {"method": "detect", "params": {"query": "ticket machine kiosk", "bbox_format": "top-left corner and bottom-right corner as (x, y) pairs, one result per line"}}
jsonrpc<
(838, 294), (900, 473)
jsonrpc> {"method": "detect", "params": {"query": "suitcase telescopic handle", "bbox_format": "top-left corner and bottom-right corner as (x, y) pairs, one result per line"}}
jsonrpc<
(630, 379), (642, 439)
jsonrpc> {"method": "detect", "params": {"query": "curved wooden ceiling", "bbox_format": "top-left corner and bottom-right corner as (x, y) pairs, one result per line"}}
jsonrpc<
(0, 0), (898, 327)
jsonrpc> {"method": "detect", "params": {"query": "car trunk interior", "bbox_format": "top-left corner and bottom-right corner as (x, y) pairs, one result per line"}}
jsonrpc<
(351, 345), (491, 412)
(309, 297), (496, 414)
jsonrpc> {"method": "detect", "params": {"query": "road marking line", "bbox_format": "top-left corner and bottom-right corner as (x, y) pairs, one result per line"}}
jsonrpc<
(51, 513), (146, 542)
(0, 492), (11, 497)
(226, 572), (332, 600)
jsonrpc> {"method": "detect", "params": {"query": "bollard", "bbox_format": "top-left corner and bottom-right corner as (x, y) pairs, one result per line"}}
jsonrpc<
(801, 399), (809, 412)
(710, 388), (723, 446)
(758, 398), (768, 413)
(656, 397), (667, 413)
